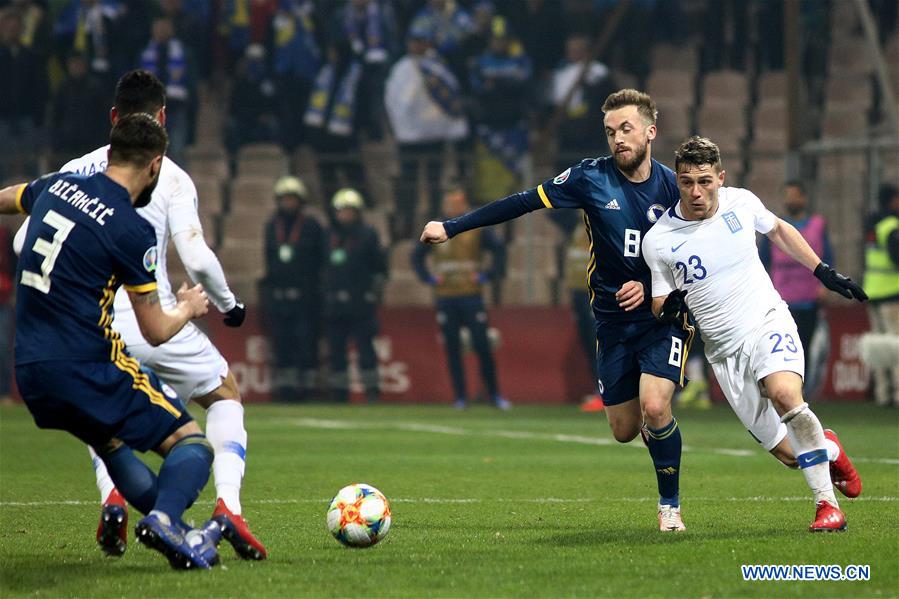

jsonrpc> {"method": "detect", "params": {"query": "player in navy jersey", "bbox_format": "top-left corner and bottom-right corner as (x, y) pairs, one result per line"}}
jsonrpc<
(421, 89), (691, 531)
(0, 115), (221, 569)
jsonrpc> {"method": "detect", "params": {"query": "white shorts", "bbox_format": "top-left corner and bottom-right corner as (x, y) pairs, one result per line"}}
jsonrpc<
(115, 315), (229, 401)
(709, 304), (804, 451)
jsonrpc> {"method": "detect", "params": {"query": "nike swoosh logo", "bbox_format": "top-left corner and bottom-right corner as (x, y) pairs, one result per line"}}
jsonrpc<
(671, 241), (687, 252)
(784, 357), (800, 362)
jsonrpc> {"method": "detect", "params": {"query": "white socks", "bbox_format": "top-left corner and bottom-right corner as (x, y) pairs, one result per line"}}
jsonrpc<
(88, 446), (116, 503)
(781, 403), (838, 508)
(206, 399), (247, 515)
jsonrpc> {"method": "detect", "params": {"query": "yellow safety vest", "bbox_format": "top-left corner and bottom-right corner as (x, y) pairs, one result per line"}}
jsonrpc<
(564, 224), (591, 291)
(863, 215), (899, 300)
(432, 229), (483, 298)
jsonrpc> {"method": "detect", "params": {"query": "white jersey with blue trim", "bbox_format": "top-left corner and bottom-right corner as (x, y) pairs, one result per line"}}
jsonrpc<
(61, 146), (202, 317)
(641, 186), (785, 361)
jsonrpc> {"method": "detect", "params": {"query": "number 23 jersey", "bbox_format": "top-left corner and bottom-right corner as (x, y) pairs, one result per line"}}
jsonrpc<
(641, 187), (785, 361)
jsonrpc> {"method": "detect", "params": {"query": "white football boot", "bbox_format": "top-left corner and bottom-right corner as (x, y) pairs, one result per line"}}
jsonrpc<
(658, 504), (686, 531)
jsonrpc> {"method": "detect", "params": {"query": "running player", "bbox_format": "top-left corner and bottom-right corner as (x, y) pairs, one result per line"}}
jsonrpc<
(421, 89), (690, 531)
(13, 71), (265, 559)
(642, 136), (864, 531)
(1, 115), (220, 568)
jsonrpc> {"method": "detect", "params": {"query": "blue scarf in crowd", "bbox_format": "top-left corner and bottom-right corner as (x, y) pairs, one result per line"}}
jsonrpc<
(140, 39), (189, 102)
(303, 61), (362, 137)
(344, 0), (388, 64)
(418, 54), (463, 118)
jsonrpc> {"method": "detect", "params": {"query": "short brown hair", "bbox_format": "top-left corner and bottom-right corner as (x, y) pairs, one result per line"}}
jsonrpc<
(602, 89), (657, 125)
(674, 135), (722, 173)
(108, 113), (168, 168)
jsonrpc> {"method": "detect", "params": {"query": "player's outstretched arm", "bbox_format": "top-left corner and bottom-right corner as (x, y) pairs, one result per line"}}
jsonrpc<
(419, 190), (546, 243)
(172, 228), (244, 324)
(766, 217), (867, 301)
(0, 184), (25, 215)
(129, 282), (209, 346)
(420, 221), (448, 244)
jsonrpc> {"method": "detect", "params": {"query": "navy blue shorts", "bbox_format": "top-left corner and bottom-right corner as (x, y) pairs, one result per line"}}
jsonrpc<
(16, 359), (192, 452)
(595, 318), (692, 406)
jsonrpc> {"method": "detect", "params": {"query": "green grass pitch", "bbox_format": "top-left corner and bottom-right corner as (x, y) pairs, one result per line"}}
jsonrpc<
(1, 401), (897, 598)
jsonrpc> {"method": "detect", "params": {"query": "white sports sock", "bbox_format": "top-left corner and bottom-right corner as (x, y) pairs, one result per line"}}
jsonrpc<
(206, 399), (247, 514)
(824, 438), (840, 462)
(88, 446), (116, 503)
(781, 403), (838, 507)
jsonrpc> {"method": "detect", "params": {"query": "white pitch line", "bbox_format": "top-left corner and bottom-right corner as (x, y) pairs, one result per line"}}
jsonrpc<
(291, 418), (898, 464)
(2, 496), (897, 508)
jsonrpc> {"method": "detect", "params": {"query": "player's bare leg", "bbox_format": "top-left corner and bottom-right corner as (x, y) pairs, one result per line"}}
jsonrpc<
(763, 372), (846, 531)
(193, 371), (267, 559)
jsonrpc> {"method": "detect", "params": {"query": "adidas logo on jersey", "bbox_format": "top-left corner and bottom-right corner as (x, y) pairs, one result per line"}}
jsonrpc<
(606, 199), (621, 210)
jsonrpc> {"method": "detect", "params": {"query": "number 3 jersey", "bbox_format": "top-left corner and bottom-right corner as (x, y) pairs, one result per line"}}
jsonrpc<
(537, 157), (680, 322)
(641, 187), (786, 361)
(13, 172), (157, 365)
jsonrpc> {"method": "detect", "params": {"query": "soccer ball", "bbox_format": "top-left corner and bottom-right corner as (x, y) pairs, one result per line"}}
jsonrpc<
(326, 483), (392, 548)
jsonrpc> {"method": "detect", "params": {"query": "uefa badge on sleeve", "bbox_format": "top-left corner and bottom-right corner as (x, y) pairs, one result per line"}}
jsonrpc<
(142, 247), (158, 273)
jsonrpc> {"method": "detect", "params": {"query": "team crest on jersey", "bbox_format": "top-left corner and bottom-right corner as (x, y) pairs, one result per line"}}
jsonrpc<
(553, 168), (571, 185)
(723, 211), (742, 233)
(646, 204), (665, 223)
(143, 247), (158, 273)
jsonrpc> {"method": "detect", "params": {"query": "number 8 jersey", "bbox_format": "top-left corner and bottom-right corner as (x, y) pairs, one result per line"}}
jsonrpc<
(641, 186), (785, 361)
(537, 157), (680, 323)
(13, 172), (158, 365)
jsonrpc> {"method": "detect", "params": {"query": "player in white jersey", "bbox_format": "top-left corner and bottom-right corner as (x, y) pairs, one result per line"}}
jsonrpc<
(642, 136), (867, 532)
(14, 71), (267, 558)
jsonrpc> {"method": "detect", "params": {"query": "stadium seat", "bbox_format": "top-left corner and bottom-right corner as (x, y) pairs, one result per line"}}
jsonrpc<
(236, 144), (289, 179)
(388, 239), (416, 274)
(186, 145), (229, 179)
(757, 71), (788, 100)
(507, 240), (559, 278)
(230, 176), (278, 213)
(500, 273), (553, 306)
(383, 274), (433, 306)
(654, 101), (692, 142)
(701, 70), (750, 106)
(821, 107), (869, 137)
(828, 38), (873, 75)
(650, 43), (699, 73)
(646, 71), (695, 107)
(217, 239), (265, 281)
(193, 176), (224, 216)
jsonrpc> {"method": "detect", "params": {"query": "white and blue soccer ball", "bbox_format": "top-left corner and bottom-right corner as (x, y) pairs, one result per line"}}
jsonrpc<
(326, 483), (391, 548)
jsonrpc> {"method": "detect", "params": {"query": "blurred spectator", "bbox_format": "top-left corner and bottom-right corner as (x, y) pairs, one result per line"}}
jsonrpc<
(458, 0), (495, 92)
(53, 0), (120, 80)
(510, 0), (565, 79)
(411, 185), (509, 409)
(409, 0), (474, 82)
(51, 52), (109, 158)
(270, 0), (320, 150)
(0, 7), (46, 178)
(0, 224), (14, 404)
(225, 43), (278, 154)
(700, 0), (748, 71)
(548, 32), (616, 170)
(261, 176), (325, 402)
(384, 25), (468, 239)
(139, 15), (195, 164)
(862, 184), (899, 407)
(322, 188), (387, 403)
(7, 0), (50, 57)
(469, 16), (532, 204)
(159, 0), (209, 78)
(221, 0), (278, 66)
(758, 181), (835, 387)
(336, 0), (397, 141)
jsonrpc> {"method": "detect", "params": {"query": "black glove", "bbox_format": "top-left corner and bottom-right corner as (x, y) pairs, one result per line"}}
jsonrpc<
(658, 289), (688, 325)
(813, 262), (868, 301)
(223, 300), (246, 327)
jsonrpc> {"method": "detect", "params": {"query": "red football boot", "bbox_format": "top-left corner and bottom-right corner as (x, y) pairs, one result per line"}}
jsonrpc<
(580, 395), (605, 412)
(810, 500), (847, 532)
(824, 429), (862, 498)
(211, 499), (268, 560)
(96, 488), (128, 557)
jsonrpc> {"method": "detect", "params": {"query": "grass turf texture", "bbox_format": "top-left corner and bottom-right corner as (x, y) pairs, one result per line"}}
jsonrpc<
(1, 402), (897, 598)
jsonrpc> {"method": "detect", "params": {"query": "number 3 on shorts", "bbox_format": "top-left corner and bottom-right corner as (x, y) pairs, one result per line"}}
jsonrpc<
(668, 337), (683, 367)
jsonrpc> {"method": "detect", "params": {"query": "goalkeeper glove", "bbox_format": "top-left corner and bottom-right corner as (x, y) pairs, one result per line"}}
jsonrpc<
(813, 262), (868, 301)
